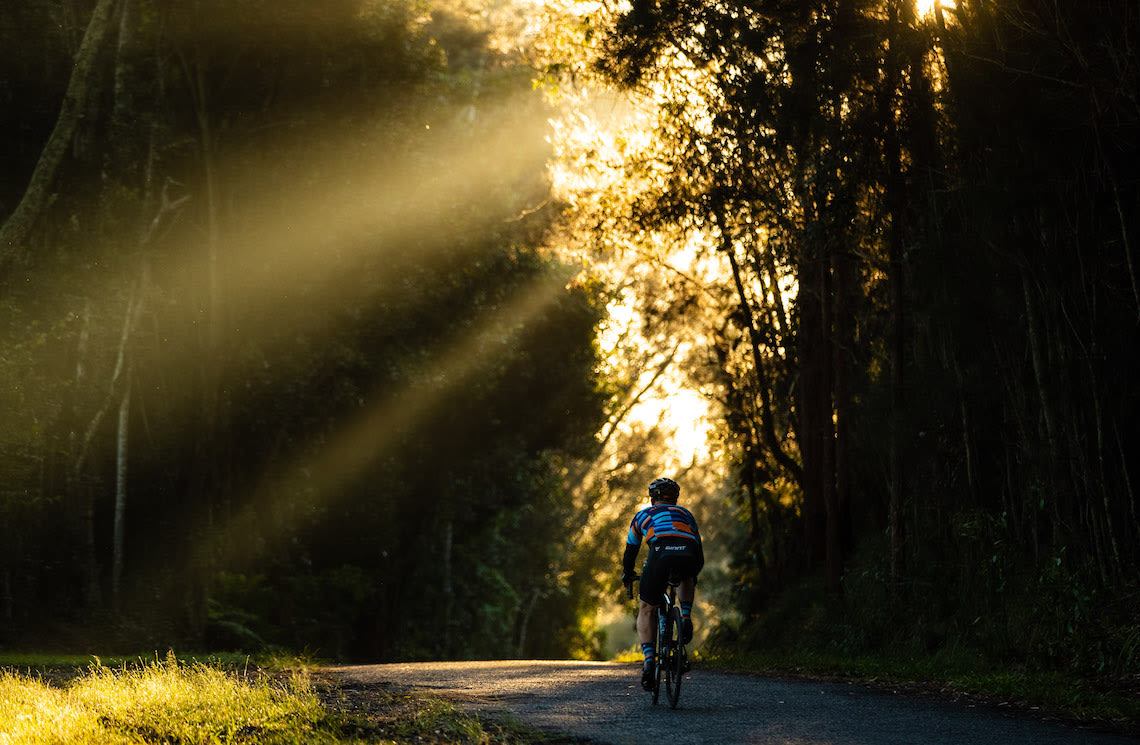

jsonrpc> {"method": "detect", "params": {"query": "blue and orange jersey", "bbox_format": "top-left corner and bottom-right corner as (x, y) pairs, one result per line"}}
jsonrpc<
(626, 503), (701, 549)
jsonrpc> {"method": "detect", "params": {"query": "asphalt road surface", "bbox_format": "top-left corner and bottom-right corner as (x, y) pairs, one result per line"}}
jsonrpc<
(328, 660), (1136, 745)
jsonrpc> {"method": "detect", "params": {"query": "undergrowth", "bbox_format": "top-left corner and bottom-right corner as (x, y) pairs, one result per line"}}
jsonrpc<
(704, 553), (1140, 735)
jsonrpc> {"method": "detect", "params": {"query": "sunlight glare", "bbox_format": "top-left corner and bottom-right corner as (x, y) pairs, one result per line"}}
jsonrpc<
(915, 0), (937, 18)
(648, 387), (712, 469)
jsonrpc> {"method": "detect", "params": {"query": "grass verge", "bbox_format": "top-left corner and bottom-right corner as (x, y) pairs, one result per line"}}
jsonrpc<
(0, 653), (562, 744)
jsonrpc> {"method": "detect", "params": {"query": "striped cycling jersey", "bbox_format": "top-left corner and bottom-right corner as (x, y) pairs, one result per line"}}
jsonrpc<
(626, 503), (701, 548)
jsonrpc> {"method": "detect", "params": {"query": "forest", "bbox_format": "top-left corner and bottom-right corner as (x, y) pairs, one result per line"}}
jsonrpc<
(2, 0), (1138, 683)
(1, 0), (610, 660)
(560, 0), (1140, 677)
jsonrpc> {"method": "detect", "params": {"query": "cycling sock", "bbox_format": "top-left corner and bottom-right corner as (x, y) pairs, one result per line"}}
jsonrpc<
(641, 642), (654, 663)
(681, 601), (693, 619)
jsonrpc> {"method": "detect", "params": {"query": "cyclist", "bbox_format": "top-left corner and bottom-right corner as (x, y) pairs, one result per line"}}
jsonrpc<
(621, 476), (704, 691)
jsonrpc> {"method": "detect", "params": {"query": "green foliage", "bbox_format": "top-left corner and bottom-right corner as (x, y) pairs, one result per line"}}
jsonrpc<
(706, 560), (1140, 729)
(707, 534), (1140, 729)
(579, 0), (1140, 688)
(0, 0), (608, 661)
(207, 567), (377, 657)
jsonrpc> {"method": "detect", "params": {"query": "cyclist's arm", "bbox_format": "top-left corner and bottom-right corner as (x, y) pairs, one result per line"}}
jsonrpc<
(622, 542), (640, 576)
(686, 509), (705, 570)
(622, 513), (645, 578)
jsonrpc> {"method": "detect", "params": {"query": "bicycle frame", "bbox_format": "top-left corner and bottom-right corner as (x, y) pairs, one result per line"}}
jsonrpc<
(628, 572), (687, 708)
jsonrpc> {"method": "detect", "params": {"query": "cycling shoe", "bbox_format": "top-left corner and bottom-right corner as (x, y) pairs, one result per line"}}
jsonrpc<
(641, 661), (655, 691)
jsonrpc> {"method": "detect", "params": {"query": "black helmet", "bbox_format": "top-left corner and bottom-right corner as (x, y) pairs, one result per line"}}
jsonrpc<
(648, 477), (680, 501)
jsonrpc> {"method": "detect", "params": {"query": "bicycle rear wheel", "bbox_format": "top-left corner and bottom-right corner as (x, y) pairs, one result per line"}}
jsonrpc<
(651, 611), (662, 704)
(664, 605), (684, 708)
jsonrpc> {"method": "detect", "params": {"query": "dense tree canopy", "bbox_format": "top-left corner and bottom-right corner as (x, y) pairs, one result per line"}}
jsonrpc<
(4, 0), (1138, 679)
(1, 0), (607, 659)
(548, 0), (1139, 674)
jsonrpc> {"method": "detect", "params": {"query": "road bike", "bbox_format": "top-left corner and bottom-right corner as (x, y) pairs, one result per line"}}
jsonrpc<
(626, 572), (689, 708)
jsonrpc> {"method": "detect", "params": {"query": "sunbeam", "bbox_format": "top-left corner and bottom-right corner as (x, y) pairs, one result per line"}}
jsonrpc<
(2, 82), (555, 428)
(205, 268), (575, 565)
(0, 2), (586, 643)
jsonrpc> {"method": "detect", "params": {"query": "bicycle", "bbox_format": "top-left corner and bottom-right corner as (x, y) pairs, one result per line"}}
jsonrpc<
(626, 572), (689, 708)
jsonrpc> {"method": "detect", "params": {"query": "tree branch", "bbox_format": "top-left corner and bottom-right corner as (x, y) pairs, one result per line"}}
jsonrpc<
(0, 0), (121, 275)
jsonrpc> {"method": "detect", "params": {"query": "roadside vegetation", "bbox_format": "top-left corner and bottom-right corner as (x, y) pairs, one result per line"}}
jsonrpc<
(705, 645), (1140, 736)
(700, 566), (1140, 737)
(0, 653), (558, 745)
(2, 647), (1134, 743)
(1, 3), (1136, 737)
(553, 0), (1140, 715)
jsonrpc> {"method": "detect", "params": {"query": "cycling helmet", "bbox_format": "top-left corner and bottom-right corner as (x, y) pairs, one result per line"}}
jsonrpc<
(648, 477), (680, 502)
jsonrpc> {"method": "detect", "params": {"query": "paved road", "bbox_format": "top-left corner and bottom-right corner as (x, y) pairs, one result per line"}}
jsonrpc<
(328, 661), (1136, 745)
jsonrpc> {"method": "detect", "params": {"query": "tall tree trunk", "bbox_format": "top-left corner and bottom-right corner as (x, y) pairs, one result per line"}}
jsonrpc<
(0, 0), (120, 273)
(794, 173), (831, 574)
(516, 587), (541, 657)
(883, 0), (908, 593)
(73, 275), (147, 609)
(67, 304), (101, 610)
(441, 512), (455, 655)
(833, 243), (855, 559)
(112, 380), (131, 604)
(179, 45), (227, 638)
(714, 211), (803, 486)
(797, 245), (826, 570)
(1, 570), (11, 625)
(820, 239), (841, 596)
(110, 0), (146, 182)
(743, 448), (765, 571)
(1021, 274), (1062, 557)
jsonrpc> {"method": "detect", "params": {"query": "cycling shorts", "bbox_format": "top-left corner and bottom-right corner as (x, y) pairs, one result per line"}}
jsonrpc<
(639, 539), (702, 605)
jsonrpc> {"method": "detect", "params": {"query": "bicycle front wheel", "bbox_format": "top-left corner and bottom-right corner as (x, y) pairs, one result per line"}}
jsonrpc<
(664, 605), (684, 708)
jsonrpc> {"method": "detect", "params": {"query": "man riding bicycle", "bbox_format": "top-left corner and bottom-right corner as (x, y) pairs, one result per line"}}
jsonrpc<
(621, 477), (704, 691)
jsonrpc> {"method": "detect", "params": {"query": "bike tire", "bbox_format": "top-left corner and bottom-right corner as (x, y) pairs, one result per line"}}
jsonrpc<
(664, 605), (684, 708)
(651, 610), (662, 704)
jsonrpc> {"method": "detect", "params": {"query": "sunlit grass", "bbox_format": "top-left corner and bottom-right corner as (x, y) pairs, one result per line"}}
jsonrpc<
(0, 653), (560, 744)
(0, 655), (335, 745)
(0, 672), (109, 744)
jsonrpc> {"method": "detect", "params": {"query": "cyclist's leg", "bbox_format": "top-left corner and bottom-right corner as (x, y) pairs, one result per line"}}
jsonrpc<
(637, 599), (658, 690)
(637, 599), (656, 641)
(678, 577), (695, 603)
(678, 574), (697, 643)
(638, 551), (668, 690)
(637, 600), (656, 662)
